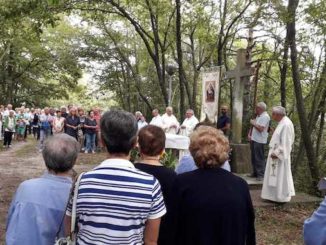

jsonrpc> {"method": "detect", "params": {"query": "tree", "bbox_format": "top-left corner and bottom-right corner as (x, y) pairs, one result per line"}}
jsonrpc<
(0, 0), (82, 106)
(286, 0), (320, 188)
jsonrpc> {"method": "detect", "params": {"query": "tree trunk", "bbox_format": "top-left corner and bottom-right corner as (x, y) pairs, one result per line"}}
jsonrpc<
(217, 0), (228, 66)
(280, 41), (289, 108)
(292, 43), (326, 175)
(287, 0), (320, 188)
(176, 0), (185, 120)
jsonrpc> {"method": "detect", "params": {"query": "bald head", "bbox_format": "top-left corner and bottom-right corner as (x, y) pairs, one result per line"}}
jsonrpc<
(221, 105), (228, 115)
(166, 107), (173, 116)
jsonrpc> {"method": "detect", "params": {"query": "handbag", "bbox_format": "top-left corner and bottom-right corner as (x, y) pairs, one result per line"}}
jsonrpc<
(54, 173), (84, 245)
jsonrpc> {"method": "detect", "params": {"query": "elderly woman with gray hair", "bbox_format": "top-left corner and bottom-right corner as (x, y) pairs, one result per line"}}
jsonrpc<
(173, 126), (256, 245)
(6, 134), (79, 245)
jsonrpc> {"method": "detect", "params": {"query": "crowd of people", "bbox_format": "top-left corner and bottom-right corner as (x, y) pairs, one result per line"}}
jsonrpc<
(0, 104), (102, 153)
(5, 108), (256, 245)
(2, 103), (325, 244)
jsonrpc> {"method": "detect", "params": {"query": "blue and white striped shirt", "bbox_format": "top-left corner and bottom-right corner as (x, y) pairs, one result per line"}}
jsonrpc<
(66, 159), (166, 245)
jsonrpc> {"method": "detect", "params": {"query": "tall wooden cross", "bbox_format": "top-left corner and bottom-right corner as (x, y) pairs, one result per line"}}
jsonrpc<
(225, 49), (255, 144)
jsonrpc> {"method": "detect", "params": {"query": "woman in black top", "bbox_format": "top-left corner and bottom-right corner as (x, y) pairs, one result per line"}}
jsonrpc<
(84, 110), (97, 153)
(65, 107), (80, 139)
(174, 126), (256, 245)
(135, 125), (177, 245)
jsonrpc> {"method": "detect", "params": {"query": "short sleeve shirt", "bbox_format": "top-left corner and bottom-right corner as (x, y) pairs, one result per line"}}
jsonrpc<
(84, 118), (97, 134)
(66, 159), (166, 244)
(251, 112), (270, 144)
(217, 115), (230, 129)
(65, 116), (80, 138)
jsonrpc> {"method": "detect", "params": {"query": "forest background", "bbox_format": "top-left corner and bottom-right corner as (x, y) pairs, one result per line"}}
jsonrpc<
(1, 0), (326, 195)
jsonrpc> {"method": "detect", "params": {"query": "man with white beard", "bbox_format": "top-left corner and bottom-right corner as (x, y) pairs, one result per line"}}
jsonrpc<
(180, 109), (199, 137)
(261, 106), (295, 203)
(162, 107), (180, 134)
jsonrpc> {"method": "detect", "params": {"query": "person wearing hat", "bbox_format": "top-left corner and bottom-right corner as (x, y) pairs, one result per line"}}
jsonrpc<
(52, 109), (65, 134)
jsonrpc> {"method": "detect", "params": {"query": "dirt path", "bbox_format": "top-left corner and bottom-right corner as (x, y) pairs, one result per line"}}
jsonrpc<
(0, 139), (106, 243)
(0, 140), (44, 242)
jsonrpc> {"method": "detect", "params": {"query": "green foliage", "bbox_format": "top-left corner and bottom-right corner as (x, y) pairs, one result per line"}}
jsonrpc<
(160, 150), (178, 169)
(0, 1), (82, 107)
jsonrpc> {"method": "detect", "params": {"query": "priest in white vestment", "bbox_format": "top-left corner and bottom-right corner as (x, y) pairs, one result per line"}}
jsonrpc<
(149, 109), (164, 128)
(261, 106), (295, 203)
(180, 109), (199, 137)
(162, 107), (180, 134)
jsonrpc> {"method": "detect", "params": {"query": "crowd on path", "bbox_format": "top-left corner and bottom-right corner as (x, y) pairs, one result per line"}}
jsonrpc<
(0, 104), (102, 153)
(2, 103), (325, 245)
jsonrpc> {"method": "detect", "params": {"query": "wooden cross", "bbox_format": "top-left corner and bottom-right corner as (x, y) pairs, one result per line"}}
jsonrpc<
(225, 49), (255, 144)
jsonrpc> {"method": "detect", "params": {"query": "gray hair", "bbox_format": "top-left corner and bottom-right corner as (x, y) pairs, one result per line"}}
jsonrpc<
(101, 110), (138, 154)
(186, 109), (194, 114)
(272, 106), (286, 116)
(257, 102), (267, 111)
(42, 134), (79, 173)
(152, 109), (159, 113)
(135, 111), (142, 117)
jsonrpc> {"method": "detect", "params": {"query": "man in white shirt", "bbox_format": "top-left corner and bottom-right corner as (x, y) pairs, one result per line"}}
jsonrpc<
(149, 109), (164, 128)
(261, 106), (295, 203)
(180, 109), (199, 137)
(138, 115), (148, 130)
(162, 107), (180, 134)
(248, 102), (271, 181)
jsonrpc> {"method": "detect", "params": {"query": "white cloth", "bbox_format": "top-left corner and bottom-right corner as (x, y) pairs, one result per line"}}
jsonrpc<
(165, 134), (190, 150)
(138, 120), (148, 130)
(165, 133), (190, 160)
(180, 116), (199, 137)
(53, 117), (65, 133)
(161, 114), (180, 134)
(252, 111), (270, 144)
(24, 113), (31, 126)
(3, 109), (9, 117)
(261, 116), (295, 203)
(149, 115), (164, 128)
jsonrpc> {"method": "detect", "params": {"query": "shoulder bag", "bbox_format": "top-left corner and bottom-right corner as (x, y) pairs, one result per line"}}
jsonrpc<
(54, 172), (84, 245)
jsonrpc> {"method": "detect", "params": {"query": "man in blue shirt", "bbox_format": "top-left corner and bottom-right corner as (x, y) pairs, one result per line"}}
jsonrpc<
(6, 134), (79, 245)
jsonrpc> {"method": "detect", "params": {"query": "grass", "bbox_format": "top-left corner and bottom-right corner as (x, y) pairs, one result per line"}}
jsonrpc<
(76, 151), (107, 166)
(15, 138), (38, 157)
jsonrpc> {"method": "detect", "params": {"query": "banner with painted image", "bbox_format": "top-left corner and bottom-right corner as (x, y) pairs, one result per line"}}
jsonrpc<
(200, 69), (220, 123)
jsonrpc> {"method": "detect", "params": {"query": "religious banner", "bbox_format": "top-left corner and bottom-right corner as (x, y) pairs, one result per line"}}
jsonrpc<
(200, 69), (220, 123)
